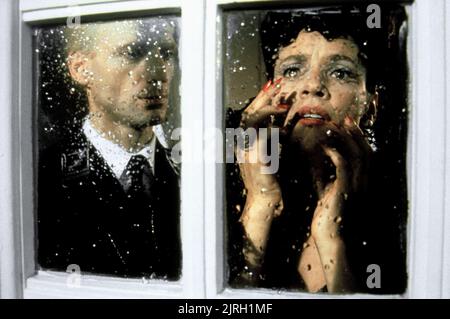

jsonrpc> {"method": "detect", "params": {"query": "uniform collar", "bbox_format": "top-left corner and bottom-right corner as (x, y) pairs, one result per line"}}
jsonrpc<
(82, 119), (156, 179)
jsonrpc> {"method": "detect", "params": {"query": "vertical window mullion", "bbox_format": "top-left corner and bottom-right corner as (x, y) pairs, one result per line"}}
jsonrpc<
(0, 0), (23, 299)
(408, 0), (447, 298)
(180, 0), (207, 298)
(442, 0), (450, 299)
(204, 0), (224, 298)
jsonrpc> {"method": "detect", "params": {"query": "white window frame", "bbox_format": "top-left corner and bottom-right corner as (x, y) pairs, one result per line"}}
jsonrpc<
(203, 0), (450, 299)
(0, 0), (449, 299)
(1, 0), (206, 299)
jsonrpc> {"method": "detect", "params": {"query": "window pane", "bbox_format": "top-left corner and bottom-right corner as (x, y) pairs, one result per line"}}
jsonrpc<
(35, 16), (182, 280)
(225, 5), (409, 294)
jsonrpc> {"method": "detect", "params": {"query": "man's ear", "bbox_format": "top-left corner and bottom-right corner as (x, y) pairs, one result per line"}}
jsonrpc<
(67, 51), (93, 87)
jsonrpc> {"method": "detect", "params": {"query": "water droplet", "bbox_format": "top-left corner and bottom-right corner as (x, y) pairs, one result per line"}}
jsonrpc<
(306, 264), (311, 271)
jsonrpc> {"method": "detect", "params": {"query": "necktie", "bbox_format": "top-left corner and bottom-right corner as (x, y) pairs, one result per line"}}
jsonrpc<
(119, 154), (154, 195)
(118, 154), (159, 274)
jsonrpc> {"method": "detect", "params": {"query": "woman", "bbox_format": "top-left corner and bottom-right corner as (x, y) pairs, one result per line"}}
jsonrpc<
(228, 8), (408, 293)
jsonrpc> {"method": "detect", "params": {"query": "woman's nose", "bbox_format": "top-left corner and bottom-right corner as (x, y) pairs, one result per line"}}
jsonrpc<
(299, 70), (328, 99)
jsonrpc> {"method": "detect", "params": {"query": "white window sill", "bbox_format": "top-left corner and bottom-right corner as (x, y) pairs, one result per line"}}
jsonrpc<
(24, 271), (183, 299)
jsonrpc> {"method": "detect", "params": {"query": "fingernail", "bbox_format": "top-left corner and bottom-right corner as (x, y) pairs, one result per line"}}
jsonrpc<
(277, 104), (289, 110)
(274, 78), (282, 84)
(262, 80), (272, 92)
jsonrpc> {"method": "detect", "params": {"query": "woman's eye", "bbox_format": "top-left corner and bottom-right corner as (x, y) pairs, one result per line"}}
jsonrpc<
(330, 68), (356, 81)
(283, 66), (300, 78)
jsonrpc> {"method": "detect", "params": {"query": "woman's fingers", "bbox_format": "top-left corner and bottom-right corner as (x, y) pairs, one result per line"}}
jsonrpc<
(317, 120), (363, 163)
(322, 145), (349, 190)
(342, 116), (373, 156)
(241, 78), (292, 129)
(341, 116), (371, 191)
(249, 78), (282, 110)
(317, 118), (372, 193)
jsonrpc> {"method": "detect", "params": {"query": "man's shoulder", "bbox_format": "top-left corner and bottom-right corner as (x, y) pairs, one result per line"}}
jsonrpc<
(154, 139), (180, 178)
(39, 129), (91, 175)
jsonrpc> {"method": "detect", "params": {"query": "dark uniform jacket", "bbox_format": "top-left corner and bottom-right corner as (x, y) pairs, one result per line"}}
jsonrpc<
(37, 130), (181, 279)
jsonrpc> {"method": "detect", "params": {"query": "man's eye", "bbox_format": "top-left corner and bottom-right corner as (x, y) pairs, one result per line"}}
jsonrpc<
(330, 68), (356, 81)
(159, 48), (174, 61)
(123, 46), (146, 60)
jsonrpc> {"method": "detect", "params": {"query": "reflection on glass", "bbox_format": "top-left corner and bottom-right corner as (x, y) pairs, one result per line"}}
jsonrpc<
(36, 16), (182, 280)
(226, 6), (408, 293)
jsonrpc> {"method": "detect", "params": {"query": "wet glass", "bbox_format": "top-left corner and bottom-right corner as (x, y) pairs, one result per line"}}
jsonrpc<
(225, 5), (409, 294)
(35, 16), (182, 280)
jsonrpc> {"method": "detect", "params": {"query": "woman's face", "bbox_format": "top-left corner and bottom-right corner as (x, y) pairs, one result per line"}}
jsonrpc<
(274, 30), (370, 130)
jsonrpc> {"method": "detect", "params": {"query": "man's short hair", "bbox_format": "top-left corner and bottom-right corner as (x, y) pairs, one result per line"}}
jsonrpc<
(63, 18), (178, 56)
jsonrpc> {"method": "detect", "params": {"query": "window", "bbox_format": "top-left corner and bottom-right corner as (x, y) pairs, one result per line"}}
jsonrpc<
(1, 0), (206, 299)
(0, 0), (449, 299)
(223, 5), (408, 295)
(35, 15), (182, 281)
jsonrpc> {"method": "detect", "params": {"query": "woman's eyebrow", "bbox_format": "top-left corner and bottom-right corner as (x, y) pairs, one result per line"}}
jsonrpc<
(327, 54), (358, 66)
(278, 54), (308, 66)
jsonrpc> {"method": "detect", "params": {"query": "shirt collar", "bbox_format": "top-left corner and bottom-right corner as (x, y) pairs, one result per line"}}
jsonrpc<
(82, 119), (156, 179)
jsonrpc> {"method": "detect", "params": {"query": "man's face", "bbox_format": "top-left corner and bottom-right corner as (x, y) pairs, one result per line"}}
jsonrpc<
(71, 20), (177, 129)
(274, 31), (370, 143)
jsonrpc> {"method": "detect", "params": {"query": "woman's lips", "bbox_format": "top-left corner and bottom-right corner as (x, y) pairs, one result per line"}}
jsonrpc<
(297, 106), (330, 126)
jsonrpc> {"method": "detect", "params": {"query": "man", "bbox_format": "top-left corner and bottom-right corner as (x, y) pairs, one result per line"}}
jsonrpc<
(37, 18), (181, 280)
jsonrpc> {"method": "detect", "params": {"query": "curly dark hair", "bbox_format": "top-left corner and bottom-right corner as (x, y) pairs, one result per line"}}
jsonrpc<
(260, 5), (406, 94)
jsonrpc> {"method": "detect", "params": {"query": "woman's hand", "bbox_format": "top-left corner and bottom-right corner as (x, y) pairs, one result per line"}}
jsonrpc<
(304, 117), (372, 293)
(311, 117), (371, 238)
(236, 79), (291, 280)
(237, 79), (293, 199)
